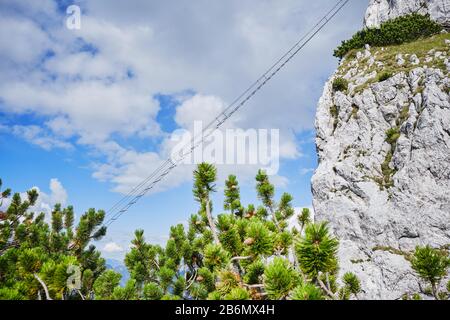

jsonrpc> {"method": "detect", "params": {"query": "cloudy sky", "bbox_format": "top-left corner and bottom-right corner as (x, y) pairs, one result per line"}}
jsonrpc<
(0, 0), (368, 260)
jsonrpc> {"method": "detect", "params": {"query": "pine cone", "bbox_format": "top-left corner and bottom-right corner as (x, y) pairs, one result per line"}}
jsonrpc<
(244, 237), (255, 245)
(196, 275), (204, 282)
(244, 211), (254, 218)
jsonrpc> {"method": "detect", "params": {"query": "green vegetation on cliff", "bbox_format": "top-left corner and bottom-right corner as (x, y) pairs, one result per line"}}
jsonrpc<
(334, 14), (443, 59)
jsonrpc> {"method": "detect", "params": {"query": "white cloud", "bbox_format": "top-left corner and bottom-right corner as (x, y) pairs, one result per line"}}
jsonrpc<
(0, 178), (69, 220)
(175, 94), (233, 130)
(0, 0), (369, 194)
(0, 15), (51, 65)
(106, 150), (192, 194)
(103, 242), (124, 253)
(8, 125), (73, 150)
(270, 175), (290, 188)
(300, 167), (315, 175)
(49, 178), (68, 206)
(29, 179), (68, 218)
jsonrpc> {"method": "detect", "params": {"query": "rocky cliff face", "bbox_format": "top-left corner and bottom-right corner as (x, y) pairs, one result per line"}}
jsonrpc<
(312, 34), (450, 299)
(364, 0), (450, 28)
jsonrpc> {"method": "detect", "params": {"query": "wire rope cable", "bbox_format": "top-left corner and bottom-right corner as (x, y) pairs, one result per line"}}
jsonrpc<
(102, 0), (351, 228)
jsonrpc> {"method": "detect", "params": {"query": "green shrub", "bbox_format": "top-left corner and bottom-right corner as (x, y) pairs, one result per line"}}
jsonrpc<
(330, 105), (340, 132)
(291, 282), (323, 300)
(397, 106), (410, 125)
(412, 293), (422, 300)
(378, 71), (393, 82)
(385, 127), (401, 145)
(410, 245), (450, 299)
(332, 77), (348, 92)
(445, 86), (450, 94)
(334, 14), (443, 59)
(263, 257), (299, 299)
(224, 287), (250, 300)
(343, 272), (361, 295)
(295, 222), (339, 279)
(351, 105), (359, 119)
(381, 150), (395, 181)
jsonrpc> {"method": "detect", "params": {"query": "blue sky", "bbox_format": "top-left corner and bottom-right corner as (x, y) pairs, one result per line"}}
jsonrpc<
(0, 0), (368, 260)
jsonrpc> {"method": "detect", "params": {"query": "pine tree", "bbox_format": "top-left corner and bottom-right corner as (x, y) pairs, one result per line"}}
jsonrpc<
(142, 282), (163, 300)
(193, 163), (219, 244)
(0, 178), (11, 209)
(0, 167), (368, 301)
(0, 179), (107, 300)
(290, 282), (323, 300)
(293, 221), (360, 300)
(341, 272), (361, 299)
(102, 164), (365, 300)
(410, 245), (449, 300)
(92, 270), (122, 300)
(295, 222), (338, 279)
(263, 257), (299, 299)
(224, 175), (242, 216)
(255, 170), (278, 227)
(297, 208), (311, 234)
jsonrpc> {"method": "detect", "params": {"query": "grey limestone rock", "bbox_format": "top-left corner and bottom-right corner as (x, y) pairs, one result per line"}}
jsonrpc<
(312, 49), (450, 299)
(364, 0), (450, 29)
